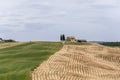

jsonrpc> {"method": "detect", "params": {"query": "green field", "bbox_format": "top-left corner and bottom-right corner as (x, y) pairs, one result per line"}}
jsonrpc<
(99, 42), (120, 47)
(0, 42), (62, 80)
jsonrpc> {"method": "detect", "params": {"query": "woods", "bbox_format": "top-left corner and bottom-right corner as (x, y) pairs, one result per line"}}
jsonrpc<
(100, 42), (120, 47)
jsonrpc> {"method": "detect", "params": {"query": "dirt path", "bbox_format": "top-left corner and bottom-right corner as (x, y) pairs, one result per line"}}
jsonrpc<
(32, 44), (120, 80)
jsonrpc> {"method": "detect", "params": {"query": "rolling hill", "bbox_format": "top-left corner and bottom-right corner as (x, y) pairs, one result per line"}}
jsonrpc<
(0, 42), (120, 80)
(0, 42), (62, 80)
(32, 43), (120, 80)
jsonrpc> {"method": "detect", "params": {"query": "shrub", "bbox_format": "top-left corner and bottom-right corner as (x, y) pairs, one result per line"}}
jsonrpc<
(4, 39), (16, 42)
(77, 40), (87, 42)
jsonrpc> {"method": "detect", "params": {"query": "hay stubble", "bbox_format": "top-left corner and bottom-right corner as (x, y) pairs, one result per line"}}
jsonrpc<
(32, 44), (120, 80)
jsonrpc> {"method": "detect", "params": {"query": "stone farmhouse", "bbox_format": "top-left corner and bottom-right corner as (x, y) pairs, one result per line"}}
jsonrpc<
(66, 36), (77, 42)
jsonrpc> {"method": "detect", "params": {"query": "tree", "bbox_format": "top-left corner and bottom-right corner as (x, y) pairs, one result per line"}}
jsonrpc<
(60, 35), (63, 41)
(60, 34), (65, 41)
(63, 34), (65, 41)
(4, 39), (16, 42)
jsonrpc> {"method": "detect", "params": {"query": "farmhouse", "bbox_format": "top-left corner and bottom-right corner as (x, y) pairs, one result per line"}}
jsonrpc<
(66, 36), (77, 42)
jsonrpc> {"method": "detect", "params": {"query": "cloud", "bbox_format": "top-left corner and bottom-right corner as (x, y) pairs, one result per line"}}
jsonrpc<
(0, 0), (120, 41)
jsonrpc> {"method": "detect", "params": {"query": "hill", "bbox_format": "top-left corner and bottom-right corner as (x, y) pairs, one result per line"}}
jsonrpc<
(32, 43), (120, 80)
(0, 42), (25, 49)
(0, 42), (62, 80)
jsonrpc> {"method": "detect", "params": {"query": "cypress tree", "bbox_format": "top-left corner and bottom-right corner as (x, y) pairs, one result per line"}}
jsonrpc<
(60, 35), (63, 41)
(63, 34), (65, 41)
(60, 34), (65, 41)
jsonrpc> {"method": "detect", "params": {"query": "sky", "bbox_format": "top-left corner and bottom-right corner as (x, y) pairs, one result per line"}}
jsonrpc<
(0, 0), (120, 41)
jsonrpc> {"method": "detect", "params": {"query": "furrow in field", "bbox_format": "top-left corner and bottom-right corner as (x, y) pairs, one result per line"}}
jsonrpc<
(32, 44), (120, 80)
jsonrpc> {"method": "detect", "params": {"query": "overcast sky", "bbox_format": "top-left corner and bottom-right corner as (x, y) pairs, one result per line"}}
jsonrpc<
(0, 0), (120, 41)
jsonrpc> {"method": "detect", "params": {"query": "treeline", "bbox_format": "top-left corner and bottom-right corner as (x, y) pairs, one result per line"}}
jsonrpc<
(100, 42), (120, 47)
(0, 38), (16, 42)
(4, 39), (16, 42)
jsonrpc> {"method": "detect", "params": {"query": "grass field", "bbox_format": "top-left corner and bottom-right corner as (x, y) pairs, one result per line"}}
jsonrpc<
(0, 42), (62, 80)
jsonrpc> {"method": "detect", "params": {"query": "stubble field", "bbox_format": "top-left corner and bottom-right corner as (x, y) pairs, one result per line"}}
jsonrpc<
(32, 43), (120, 80)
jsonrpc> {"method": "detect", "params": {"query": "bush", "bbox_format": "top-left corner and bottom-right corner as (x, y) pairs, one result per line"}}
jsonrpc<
(4, 39), (16, 42)
(100, 42), (120, 47)
(77, 40), (87, 42)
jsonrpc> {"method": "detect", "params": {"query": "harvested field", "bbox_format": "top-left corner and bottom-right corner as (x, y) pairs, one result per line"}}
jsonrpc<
(32, 44), (120, 80)
(0, 42), (25, 49)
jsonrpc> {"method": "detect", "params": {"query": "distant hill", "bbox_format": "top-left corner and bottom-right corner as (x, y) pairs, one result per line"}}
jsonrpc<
(89, 41), (105, 43)
(90, 41), (120, 47)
